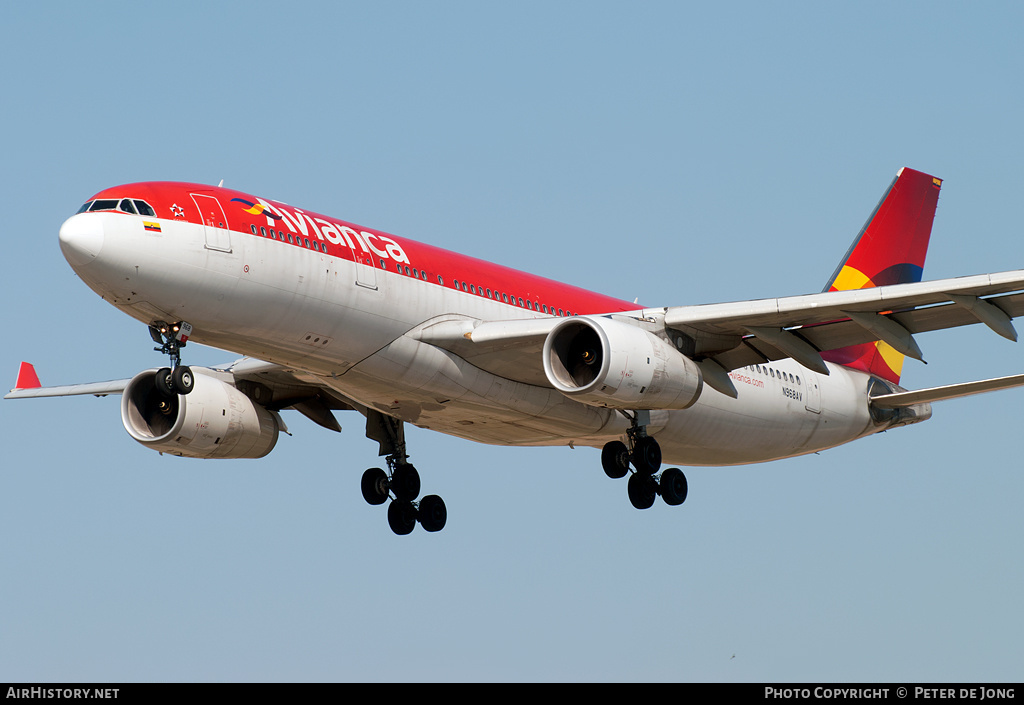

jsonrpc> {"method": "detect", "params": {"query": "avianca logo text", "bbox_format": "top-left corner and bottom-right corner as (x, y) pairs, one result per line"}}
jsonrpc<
(251, 198), (409, 264)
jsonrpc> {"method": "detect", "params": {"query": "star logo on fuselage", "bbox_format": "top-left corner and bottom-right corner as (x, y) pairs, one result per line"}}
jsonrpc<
(170, 203), (185, 218)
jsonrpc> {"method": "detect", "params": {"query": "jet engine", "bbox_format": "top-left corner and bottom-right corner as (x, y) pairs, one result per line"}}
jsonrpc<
(121, 369), (280, 459)
(542, 316), (703, 410)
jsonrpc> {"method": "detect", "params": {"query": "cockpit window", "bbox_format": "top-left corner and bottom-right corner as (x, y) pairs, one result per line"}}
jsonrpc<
(82, 198), (157, 216)
(77, 201), (93, 214)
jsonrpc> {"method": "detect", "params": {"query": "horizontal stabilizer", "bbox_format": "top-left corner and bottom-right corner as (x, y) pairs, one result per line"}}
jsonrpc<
(6, 361), (131, 399)
(870, 373), (1024, 409)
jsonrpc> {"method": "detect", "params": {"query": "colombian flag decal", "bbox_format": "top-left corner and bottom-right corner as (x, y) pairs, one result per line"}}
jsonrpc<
(143, 221), (161, 232)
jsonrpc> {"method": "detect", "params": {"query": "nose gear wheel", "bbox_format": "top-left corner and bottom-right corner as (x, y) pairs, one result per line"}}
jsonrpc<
(149, 320), (194, 395)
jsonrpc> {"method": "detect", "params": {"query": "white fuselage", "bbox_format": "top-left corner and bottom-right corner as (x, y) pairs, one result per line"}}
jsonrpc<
(60, 209), (890, 466)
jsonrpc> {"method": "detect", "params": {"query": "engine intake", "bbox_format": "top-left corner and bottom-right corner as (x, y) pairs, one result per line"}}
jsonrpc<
(121, 369), (280, 459)
(542, 317), (703, 410)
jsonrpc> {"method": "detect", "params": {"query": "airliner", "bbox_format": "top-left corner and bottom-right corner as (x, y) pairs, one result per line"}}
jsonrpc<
(8, 167), (1024, 535)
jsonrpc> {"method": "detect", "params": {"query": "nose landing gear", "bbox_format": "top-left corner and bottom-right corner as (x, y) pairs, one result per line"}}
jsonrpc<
(601, 410), (688, 510)
(149, 320), (194, 396)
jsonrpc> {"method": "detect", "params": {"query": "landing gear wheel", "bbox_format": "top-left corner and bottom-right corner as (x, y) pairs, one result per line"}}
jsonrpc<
(390, 463), (421, 501)
(601, 440), (631, 479)
(632, 436), (662, 475)
(418, 495), (447, 532)
(659, 467), (688, 506)
(154, 367), (174, 397)
(627, 473), (657, 510)
(361, 468), (389, 506)
(171, 366), (194, 395)
(388, 500), (418, 535)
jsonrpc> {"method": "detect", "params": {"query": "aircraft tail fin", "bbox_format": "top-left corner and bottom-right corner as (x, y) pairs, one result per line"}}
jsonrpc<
(15, 362), (41, 390)
(821, 167), (942, 384)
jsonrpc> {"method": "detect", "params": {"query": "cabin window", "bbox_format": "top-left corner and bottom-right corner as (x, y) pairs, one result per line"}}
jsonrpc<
(304, 238), (310, 248)
(796, 376), (801, 385)
(518, 297), (524, 306)
(438, 275), (444, 285)
(260, 226), (267, 237)
(502, 293), (508, 303)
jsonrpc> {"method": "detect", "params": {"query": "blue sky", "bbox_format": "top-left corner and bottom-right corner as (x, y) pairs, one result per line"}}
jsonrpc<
(2, 1), (1023, 682)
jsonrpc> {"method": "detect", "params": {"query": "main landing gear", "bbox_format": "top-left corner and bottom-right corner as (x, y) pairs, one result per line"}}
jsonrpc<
(360, 411), (447, 535)
(149, 320), (195, 397)
(600, 411), (688, 510)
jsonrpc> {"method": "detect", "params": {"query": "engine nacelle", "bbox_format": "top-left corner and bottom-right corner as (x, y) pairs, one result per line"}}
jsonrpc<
(542, 316), (703, 410)
(121, 369), (280, 459)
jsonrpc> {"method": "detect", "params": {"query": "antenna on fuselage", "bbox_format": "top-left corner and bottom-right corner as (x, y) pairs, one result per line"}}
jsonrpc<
(217, 179), (224, 188)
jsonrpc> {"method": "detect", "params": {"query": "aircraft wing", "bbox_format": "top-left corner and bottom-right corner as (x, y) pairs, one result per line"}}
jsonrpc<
(405, 269), (1024, 409)
(411, 269), (1024, 383)
(5, 358), (360, 433)
(662, 269), (1024, 375)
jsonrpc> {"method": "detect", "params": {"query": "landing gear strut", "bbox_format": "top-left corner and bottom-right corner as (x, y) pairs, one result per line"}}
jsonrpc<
(601, 410), (688, 510)
(149, 320), (194, 396)
(360, 410), (447, 535)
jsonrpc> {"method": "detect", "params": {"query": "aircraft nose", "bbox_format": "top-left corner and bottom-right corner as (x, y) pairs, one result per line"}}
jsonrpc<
(59, 213), (104, 268)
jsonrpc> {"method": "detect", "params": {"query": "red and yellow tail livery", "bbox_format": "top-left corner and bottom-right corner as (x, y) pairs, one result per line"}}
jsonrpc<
(821, 168), (942, 383)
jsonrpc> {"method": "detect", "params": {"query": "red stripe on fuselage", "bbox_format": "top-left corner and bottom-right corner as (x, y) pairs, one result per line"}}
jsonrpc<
(88, 181), (638, 317)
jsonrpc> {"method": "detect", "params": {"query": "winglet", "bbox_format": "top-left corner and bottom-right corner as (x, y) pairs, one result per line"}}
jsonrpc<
(15, 362), (42, 390)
